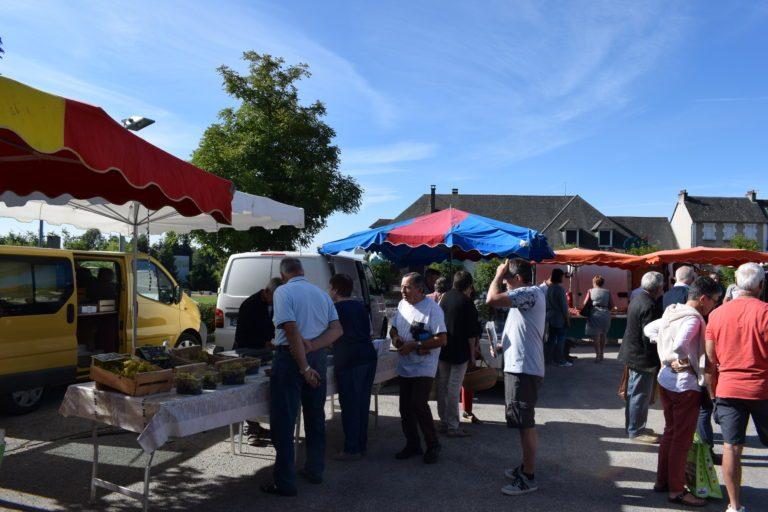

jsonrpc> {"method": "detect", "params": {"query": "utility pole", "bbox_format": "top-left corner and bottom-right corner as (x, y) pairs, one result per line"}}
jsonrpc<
(38, 220), (44, 247)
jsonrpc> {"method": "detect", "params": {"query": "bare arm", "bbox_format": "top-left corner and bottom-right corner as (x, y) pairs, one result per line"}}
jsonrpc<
(307, 320), (343, 352)
(486, 261), (513, 308)
(705, 338), (718, 399)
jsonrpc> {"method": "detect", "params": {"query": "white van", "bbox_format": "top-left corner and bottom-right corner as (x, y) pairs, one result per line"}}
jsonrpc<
(214, 252), (387, 350)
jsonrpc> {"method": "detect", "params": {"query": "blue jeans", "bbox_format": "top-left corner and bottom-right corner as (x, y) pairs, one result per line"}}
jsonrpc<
(625, 369), (656, 438)
(336, 359), (377, 454)
(697, 392), (714, 448)
(269, 349), (328, 492)
(547, 326), (567, 364)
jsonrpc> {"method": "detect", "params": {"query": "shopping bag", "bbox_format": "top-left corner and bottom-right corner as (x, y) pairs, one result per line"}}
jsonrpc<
(685, 433), (723, 499)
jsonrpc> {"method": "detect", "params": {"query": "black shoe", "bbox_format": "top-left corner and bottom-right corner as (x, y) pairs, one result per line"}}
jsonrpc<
(298, 469), (323, 485)
(711, 451), (722, 466)
(395, 446), (423, 460)
(247, 435), (270, 447)
(423, 444), (441, 464)
(260, 483), (297, 497)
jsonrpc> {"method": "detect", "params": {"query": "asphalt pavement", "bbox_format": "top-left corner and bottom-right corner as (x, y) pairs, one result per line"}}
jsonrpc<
(1, 345), (766, 511)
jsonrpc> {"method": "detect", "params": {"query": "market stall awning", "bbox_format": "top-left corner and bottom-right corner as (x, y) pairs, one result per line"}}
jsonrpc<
(319, 207), (554, 265)
(640, 247), (768, 267)
(0, 76), (233, 223)
(0, 190), (305, 235)
(541, 248), (644, 269)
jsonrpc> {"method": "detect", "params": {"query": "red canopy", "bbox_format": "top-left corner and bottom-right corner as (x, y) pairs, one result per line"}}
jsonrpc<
(640, 247), (768, 267)
(0, 76), (233, 223)
(541, 248), (644, 269)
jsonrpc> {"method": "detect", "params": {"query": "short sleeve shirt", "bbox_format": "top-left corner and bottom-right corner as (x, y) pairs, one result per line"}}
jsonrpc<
(272, 276), (338, 346)
(705, 297), (768, 400)
(501, 286), (546, 377)
(393, 298), (447, 378)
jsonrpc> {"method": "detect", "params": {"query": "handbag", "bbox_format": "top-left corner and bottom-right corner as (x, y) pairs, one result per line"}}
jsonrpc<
(579, 292), (594, 318)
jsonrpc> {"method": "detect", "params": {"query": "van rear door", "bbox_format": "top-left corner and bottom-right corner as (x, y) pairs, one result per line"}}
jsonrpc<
(216, 256), (276, 349)
(0, 253), (77, 393)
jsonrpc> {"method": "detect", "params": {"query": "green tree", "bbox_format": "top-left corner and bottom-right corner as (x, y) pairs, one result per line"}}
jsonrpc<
(188, 246), (222, 292)
(191, 52), (362, 256)
(427, 261), (466, 285)
(62, 228), (106, 250)
(473, 258), (502, 295)
(369, 259), (401, 294)
(627, 244), (660, 256)
(729, 234), (759, 252)
(0, 231), (39, 246)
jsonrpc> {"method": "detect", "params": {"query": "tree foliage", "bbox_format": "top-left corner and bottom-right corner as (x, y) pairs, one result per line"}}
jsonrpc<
(473, 258), (502, 296)
(369, 259), (401, 294)
(627, 244), (660, 256)
(729, 234), (759, 252)
(0, 231), (39, 246)
(191, 52), (362, 257)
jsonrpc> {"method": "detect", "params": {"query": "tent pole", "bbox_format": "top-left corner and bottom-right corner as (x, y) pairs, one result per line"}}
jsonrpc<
(131, 202), (139, 354)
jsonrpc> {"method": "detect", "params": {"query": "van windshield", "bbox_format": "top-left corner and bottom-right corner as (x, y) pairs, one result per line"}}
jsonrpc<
(224, 258), (274, 297)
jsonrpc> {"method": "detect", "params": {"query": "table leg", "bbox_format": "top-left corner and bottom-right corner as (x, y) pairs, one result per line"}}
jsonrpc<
(374, 384), (380, 428)
(90, 422), (99, 503)
(142, 451), (155, 512)
(229, 424), (235, 455)
(238, 422), (244, 454)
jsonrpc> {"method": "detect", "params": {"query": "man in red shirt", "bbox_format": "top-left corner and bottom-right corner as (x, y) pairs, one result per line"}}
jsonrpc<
(705, 263), (768, 512)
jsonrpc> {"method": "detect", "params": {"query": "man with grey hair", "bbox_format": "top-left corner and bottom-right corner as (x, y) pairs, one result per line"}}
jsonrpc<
(618, 271), (664, 443)
(261, 258), (343, 497)
(706, 262), (768, 512)
(663, 265), (695, 311)
(390, 272), (447, 464)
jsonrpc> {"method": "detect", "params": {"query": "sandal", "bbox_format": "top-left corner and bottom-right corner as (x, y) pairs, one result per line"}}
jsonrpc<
(668, 491), (706, 507)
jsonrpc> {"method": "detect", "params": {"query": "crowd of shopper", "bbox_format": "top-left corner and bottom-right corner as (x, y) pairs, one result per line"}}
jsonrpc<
(244, 256), (765, 511)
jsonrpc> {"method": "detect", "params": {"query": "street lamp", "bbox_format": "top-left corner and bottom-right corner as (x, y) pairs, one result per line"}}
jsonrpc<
(121, 115), (155, 131)
(118, 115), (154, 251)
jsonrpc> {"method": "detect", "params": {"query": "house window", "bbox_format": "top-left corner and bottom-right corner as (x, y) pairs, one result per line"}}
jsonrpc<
(723, 223), (737, 241)
(598, 230), (613, 247)
(702, 223), (716, 241)
(744, 224), (758, 240)
(564, 229), (579, 245)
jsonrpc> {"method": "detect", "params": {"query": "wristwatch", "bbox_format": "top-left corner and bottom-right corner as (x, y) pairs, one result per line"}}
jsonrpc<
(300, 365), (311, 375)
(416, 341), (423, 350)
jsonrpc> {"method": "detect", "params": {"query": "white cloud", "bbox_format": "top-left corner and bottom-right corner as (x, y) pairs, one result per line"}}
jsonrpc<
(343, 142), (438, 166)
(362, 186), (400, 207)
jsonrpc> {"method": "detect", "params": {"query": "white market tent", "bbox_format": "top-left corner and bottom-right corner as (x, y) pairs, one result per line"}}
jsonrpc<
(0, 190), (304, 234)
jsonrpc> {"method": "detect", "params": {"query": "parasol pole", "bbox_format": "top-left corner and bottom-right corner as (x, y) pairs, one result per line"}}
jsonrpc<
(131, 201), (139, 354)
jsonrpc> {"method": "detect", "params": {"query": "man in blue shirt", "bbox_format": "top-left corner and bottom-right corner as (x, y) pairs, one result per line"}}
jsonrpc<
(663, 266), (694, 311)
(261, 258), (343, 497)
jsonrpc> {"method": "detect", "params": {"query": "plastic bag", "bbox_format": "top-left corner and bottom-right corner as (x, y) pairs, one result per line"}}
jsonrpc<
(685, 433), (723, 499)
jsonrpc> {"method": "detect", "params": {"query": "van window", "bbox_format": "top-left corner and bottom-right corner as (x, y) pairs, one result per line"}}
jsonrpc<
(0, 256), (73, 316)
(363, 264), (380, 295)
(224, 258), (274, 296)
(137, 260), (175, 304)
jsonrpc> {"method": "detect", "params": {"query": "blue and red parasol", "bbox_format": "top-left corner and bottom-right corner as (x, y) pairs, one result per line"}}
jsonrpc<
(319, 208), (554, 265)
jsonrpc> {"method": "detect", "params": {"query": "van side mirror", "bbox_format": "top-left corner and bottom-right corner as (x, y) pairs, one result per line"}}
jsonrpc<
(174, 286), (183, 304)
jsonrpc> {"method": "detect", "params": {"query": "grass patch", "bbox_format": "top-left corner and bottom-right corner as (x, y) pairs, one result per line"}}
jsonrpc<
(191, 294), (218, 305)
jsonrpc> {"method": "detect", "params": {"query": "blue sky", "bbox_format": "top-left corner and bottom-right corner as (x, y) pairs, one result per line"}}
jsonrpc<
(1, 1), (768, 247)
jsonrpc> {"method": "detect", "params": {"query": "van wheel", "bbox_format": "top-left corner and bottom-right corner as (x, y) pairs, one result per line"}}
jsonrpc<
(175, 332), (201, 348)
(1, 387), (44, 415)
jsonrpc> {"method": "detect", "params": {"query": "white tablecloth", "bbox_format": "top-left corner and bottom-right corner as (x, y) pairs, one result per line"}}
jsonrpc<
(59, 352), (399, 453)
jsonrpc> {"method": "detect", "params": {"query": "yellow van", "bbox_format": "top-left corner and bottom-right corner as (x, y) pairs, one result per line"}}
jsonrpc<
(0, 246), (206, 414)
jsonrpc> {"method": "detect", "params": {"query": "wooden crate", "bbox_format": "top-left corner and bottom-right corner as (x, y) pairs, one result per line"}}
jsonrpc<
(215, 357), (261, 374)
(90, 360), (173, 396)
(171, 346), (236, 365)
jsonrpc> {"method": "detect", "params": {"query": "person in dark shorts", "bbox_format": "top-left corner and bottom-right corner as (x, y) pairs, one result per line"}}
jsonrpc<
(486, 259), (546, 496)
(706, 263), (768, 512)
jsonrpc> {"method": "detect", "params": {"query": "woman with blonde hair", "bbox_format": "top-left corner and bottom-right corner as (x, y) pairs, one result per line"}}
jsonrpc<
(583, 275), (612, 362)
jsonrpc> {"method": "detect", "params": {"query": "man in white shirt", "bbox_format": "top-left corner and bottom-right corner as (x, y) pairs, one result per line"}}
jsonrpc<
(486, 259), (546, 496)
(390, 272), (447, 464)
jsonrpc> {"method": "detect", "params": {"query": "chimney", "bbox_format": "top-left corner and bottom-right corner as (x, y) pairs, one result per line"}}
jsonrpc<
(747, 190), (757, 202)
(678, 189), (688, 202)
(451, 188), (459, 195)
(430, 184), (436, 213)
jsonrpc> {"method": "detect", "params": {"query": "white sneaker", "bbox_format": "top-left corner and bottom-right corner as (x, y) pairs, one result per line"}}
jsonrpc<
(726, 506), (746, 512)
(504, 466), (522, 481)
(501, 466), (538, 496)
(558, 361), (573, 367)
